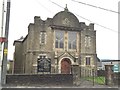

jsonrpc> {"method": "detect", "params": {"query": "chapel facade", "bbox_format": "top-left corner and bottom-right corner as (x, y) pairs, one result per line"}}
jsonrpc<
(13, 7), (98, 77)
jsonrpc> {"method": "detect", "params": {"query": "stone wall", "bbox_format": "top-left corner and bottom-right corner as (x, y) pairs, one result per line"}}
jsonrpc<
(13, 41), (24, 74)
(6, 74), (73, 86)
(113, 72), (120, 86)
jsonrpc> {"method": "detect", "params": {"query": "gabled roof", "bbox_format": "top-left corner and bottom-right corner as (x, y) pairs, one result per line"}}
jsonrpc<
(13, 35), (28, 45)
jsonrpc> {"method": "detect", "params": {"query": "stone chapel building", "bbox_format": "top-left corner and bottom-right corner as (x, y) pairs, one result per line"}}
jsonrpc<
(13, 7), (98, 77)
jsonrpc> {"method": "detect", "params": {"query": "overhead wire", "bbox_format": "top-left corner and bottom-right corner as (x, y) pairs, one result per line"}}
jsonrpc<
(71, 0), (120, 14)
(34, 0), (54, 14)
(48, 0), (119, 33)
(49, 0), (64, 9)
(75, 14), (118, 33)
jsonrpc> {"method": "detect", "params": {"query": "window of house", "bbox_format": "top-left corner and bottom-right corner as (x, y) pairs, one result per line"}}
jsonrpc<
(40, 32), (46, 44)
(86, 57), (91, 65)
(55, 31), (64, 48)
(85, 36), (91, 47)
(68, 31), (77, 49)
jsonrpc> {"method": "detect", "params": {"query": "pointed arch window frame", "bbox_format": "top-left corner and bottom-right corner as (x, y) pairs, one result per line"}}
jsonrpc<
(55, 30), (64, 49)
(68, 31), (77, 49)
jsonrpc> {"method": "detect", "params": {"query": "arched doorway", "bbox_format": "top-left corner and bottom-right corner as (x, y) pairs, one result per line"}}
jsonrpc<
(61, 58), (71, 74)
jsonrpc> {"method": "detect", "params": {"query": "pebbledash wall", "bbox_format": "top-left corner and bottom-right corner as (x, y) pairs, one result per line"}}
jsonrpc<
(13, 7), (99, 77)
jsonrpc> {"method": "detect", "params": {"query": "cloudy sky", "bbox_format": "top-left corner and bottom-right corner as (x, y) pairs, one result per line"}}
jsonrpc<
(0, 0), (119, 60)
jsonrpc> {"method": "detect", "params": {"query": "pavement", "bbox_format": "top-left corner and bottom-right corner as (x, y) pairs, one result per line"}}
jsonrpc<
(0, 87), (119, 90)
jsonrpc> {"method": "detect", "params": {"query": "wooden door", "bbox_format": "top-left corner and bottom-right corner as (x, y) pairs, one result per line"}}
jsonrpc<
(61, 58), (71, 74)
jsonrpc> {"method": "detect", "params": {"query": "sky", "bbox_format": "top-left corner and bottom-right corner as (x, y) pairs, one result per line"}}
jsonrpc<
(0, 0), (119, 60)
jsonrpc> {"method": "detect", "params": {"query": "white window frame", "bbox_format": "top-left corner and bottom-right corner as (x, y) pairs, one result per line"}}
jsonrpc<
(85, 36), (91, 47)
(40, 32), (46, 44)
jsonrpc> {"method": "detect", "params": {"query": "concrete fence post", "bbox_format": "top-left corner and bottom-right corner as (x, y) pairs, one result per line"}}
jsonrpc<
(72, 65), (80, 85)
(105, 65), (114, 86)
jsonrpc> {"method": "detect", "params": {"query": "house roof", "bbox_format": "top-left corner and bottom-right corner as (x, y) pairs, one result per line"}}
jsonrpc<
(101, 59), (120, 62)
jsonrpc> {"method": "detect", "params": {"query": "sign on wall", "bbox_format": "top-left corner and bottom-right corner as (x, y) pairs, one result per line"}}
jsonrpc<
(37, 57), (51, 72)
(113, 64), (119, 73)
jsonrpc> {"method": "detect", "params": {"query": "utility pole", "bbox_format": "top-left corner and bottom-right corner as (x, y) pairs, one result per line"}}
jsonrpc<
(0, 0), (5, 84)
(1, 0), (11, 85)
(1, 0), (5, 38)
(0, 0), (5, 66)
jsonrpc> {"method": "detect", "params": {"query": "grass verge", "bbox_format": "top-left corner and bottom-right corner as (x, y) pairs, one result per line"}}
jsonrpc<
(85, 76), (105, 85)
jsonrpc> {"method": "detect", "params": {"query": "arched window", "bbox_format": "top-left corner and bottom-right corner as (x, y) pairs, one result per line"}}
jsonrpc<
(68, 31), (77, 49)
(55, 31), (64, 48)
